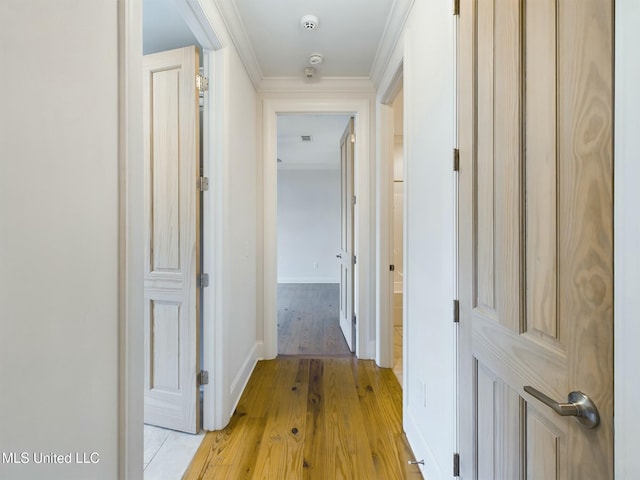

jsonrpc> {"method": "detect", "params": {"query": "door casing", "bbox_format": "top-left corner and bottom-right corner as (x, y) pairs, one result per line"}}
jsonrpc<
(261, 98), (373, 360)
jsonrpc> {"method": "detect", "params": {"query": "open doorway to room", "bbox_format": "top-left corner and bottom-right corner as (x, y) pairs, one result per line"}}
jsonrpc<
(141, 0), (212, 477)
(389, 88), (404, 384)
(276, 114), (353, 357)
(262, 98), (372, 366)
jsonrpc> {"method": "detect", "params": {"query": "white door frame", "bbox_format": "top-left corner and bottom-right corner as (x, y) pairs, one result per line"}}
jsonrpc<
(165, 0), (226, 434)
(118, 1), (145, 476)
(118, 1), (228, 466)
(200, 47), (222, 432)
(261, 98), (373, 360)
(614, 1), (640, 475)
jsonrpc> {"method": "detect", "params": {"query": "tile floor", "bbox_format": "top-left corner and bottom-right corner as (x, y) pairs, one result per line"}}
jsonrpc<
(144, 425), (205, 480)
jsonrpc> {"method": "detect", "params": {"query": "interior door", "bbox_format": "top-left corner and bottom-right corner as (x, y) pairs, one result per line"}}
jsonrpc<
(143, 46), (201, 434)
(458, 0), (613, 477)
(338, 118), (355, 351)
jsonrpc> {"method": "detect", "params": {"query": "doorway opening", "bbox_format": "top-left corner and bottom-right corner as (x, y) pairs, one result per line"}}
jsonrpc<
(389, 88), (404, 384)
(262, 98), (372, 361)
(141, 0), (211, 477)
(276, 114), (353, 357)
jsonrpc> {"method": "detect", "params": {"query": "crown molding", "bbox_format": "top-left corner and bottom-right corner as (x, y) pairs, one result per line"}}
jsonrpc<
(259, 76), (376, 94)
(212, 0), (411, 92)
(213, 0), (263, 88)
(369, 0), (415, 87)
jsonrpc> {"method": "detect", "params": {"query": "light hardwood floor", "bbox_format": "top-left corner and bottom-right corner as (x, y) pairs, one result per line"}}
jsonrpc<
(277, 283), (351, 356)
(182, 357), (422, 479)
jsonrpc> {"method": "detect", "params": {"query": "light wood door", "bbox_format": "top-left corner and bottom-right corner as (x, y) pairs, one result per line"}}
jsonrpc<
(339, 118), (355, 351)
(458, 0), (613, 477)
(143, 46), (201, 434)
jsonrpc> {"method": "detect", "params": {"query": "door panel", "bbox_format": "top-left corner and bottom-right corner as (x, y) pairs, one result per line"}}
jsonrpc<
(339, 118), (355, 351)
(459, 0), (613, 477)
(143, 46), (201, 434)
(476, 363), (521, 480)
(527, 405), (566, 480)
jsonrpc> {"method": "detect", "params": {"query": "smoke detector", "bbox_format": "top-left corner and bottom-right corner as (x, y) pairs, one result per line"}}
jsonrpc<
(308, 53), (323, 65)
(301, 14), (319, 30)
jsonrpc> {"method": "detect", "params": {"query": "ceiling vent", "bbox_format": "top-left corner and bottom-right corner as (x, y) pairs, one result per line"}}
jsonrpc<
(301, 135), (313, 142)
(301, 15), (319, 30)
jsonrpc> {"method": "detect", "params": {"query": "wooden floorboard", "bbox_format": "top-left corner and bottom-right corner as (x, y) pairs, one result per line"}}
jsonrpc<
(355, 362), (405, 479)
(183, 358), (423, 480)
(277, 284), (351, 356)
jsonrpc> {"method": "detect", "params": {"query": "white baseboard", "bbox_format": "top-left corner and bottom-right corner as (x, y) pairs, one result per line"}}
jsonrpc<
(404, 408), (446, 479)
(277, 277), (339, 284)
(254, 340), (265, 360)
(365, 340), (377, 361)
(227, 342), (260, 419)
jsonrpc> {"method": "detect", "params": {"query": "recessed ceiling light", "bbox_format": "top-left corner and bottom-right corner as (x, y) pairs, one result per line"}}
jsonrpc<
(308, 53), (323, 65)
(301, 14), (319, 30)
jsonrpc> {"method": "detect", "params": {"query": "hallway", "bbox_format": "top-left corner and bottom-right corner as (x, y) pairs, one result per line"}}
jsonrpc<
(182, 357), (422, 479)
(277, 283), (351, 357)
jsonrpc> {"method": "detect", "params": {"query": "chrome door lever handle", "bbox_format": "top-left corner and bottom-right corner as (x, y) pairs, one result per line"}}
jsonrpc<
(523, 386), (600, 428)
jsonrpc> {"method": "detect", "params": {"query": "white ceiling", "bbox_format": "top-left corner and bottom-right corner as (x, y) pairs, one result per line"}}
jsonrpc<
(277, 115), (351, 169)
(143, 0), (407, 168)
(233, 0), (394, 78)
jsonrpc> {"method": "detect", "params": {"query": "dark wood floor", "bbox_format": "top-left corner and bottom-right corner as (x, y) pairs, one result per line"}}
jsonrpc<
(277, 283), (351, 356)
(182, 357), (423, 479)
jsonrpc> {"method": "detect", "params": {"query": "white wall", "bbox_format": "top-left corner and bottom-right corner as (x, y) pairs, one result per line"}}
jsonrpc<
(0, 1), (122, 479)
(615, 1), (640, 477)
(209, 43), (260, 425)
(225, 45), (259, 402)
(277, 169), (341, 283)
